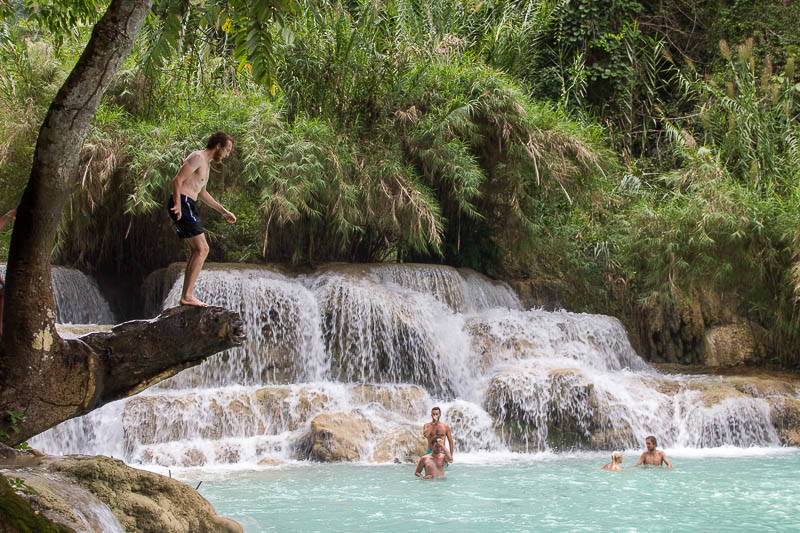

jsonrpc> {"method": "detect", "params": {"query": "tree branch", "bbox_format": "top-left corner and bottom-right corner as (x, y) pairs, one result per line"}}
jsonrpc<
(1, 306), (244, 446)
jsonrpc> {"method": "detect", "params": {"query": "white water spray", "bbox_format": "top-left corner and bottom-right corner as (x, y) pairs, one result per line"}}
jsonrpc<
(31, 263), (796, 468)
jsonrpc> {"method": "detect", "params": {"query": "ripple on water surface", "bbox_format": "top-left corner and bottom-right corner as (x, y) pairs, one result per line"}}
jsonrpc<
(181, 450), (800, 532)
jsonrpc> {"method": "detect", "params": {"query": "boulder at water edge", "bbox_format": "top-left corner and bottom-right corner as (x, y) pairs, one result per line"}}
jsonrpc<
(306, 412), (375, 462)
(373, 425), (428, 463)
(1, 454), (241, 533)
(768, 397), (800, 446)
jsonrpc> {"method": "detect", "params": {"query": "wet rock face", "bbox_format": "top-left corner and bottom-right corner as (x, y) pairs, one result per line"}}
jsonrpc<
(1, 455), (241, 533)
(767, 397), (800, 446)
(704, 324), (760, 367)
(304, 411), (427, 463)
(506, 280), (561, 311)
(485, 369), (606, 451)
(373, 426), (428, 463)
(53, 456), (242, 533)
(307, 412), (375, 462)
(630, 287), (770, 367)
(348, 384), (428, 420)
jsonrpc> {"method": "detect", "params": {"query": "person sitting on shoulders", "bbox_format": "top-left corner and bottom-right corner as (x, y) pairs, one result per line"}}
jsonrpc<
(415, 437), (452, 479)
(635, 436), (672, 468)
(602, 450), (623, 471)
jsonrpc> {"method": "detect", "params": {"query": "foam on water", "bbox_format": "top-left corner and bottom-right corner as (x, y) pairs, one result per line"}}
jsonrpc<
(30, 264), (797, 470)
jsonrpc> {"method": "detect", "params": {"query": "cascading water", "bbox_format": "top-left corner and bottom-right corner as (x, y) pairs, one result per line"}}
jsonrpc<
(30, 263), (797, 468)
(0, 264), (115, 324)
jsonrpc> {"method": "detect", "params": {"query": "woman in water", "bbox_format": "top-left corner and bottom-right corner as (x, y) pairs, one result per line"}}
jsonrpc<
(602, 451), (623, 471)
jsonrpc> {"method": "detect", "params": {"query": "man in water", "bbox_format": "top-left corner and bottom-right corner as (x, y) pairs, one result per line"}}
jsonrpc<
(415, 437), (452, 479)
(635, 435), (672, 468)
(167, 131), (236, 307)
(423, 406), (454, 458)
(602, 450), (623, 471)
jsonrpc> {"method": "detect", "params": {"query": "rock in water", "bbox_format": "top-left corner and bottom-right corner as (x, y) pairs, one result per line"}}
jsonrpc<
(1, 453), (242, 533)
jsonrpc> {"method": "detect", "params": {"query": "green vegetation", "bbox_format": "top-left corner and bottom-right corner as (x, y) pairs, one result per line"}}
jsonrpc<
(0, 475), (70, 533)
(1, 0), (799, 368)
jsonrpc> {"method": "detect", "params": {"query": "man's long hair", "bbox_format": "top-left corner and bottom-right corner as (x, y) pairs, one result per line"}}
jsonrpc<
(206, 130), (232, 149)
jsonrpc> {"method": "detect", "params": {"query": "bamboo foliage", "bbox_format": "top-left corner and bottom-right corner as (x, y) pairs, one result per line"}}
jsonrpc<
(0, 0), (610, 271)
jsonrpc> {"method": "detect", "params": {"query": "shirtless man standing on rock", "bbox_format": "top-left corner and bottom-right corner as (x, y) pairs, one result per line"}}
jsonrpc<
(423, 406), (454, 459)
(167, 131), (236, 307)
(415, 437), (452, 479)
(635, 436), (673, 468)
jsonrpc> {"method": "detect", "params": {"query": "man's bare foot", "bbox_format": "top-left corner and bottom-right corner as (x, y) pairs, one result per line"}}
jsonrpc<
(180, 296), (208, 307)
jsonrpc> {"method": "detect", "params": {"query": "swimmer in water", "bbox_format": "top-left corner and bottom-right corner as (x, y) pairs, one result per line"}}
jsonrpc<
(602, 450), (623, 471)
(415, 437), (452, 479)
(635, 436), (672, 468)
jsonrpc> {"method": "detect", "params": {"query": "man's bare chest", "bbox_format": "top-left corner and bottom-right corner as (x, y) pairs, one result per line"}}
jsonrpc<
(430, 423), (447, 436)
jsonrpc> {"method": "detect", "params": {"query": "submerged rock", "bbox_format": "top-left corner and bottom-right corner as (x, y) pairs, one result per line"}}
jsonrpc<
(1, 454), (241, 533)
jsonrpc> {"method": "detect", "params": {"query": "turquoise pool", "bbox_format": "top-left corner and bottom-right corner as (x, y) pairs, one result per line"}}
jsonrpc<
(176, 449), (800, 532)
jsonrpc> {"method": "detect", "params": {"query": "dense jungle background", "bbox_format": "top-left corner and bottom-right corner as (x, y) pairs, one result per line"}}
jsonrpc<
(1, 0), (799, 368)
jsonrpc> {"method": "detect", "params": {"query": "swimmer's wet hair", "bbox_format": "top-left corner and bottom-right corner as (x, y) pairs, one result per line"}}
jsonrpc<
(431, 406), (441, 413)
(612, 451), (622, 460)
(646, 435), (657, 445)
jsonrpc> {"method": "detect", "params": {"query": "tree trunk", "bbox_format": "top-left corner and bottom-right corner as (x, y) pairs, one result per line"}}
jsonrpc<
(0, 0), (243, 445)
(2, 0), (154, 352)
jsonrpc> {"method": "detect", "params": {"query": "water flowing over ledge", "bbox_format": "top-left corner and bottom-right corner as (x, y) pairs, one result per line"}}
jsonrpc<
(30, 263), (800, 468)
(0, 263), (115, 324)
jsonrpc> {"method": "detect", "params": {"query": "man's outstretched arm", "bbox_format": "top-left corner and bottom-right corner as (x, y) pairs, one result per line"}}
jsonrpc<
(635, 452), (646, 466)
(198, 188), (236, 222)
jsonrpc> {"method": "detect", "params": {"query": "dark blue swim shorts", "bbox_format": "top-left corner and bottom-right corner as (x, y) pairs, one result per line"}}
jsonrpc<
(167, 194), (204, 239)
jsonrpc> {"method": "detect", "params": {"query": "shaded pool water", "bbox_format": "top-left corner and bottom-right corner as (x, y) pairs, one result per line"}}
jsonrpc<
(175, 449), (800, 532)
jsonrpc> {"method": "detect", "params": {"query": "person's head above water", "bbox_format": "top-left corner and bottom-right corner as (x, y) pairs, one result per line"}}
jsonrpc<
(206, 131), (233, 162)
(431, 406), (441, 422)
(432, 437), (444, 452)
(646, 436), (657, 450)
(611, 450), (623, 463)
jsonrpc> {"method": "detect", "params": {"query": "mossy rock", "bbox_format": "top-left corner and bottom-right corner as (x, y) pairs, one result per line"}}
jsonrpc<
(0, 475), (71, 533)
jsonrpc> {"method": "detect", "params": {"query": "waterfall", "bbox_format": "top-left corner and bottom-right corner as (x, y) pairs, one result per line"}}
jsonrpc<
(31, 474), (125, 533)
(30, 263), (796, 467)
(0, 264), (115, 324)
